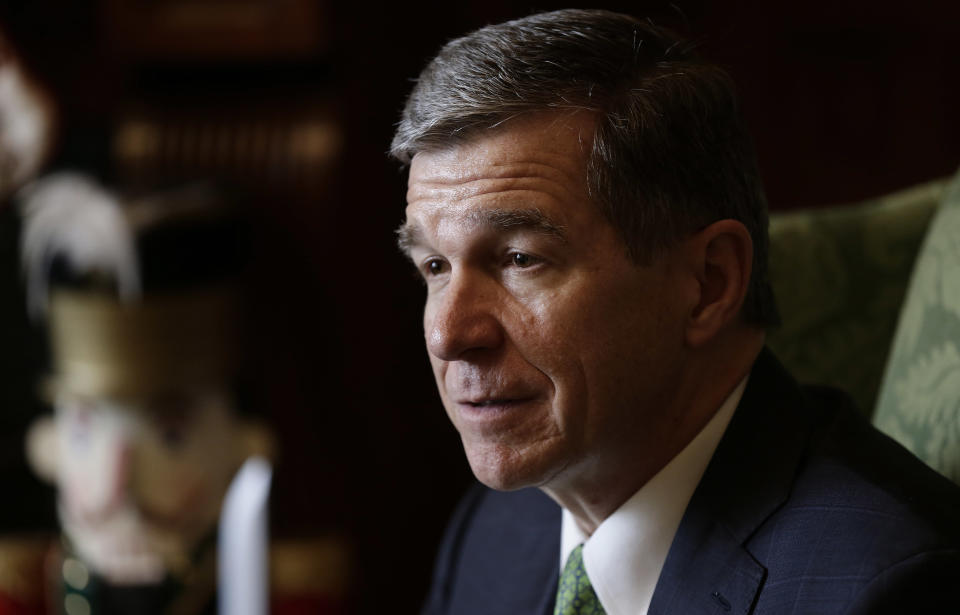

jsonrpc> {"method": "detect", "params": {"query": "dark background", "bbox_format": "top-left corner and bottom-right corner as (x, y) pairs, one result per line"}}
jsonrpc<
(1, 1), (958, 612)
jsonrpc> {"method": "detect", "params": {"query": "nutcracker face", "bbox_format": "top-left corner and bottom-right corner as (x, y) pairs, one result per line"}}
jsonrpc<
(52, 389), (244, 584)
(0, 42), (54, 199)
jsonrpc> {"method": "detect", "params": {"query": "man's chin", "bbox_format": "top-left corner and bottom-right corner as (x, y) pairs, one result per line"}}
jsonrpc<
(463, 444), (558, 492)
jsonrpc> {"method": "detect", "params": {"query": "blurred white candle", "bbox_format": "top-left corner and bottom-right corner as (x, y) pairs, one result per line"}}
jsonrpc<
(219, 456), (272, 615)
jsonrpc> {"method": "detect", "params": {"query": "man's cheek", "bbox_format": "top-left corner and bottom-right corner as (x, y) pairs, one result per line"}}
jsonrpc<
(429, 357), (446, 386)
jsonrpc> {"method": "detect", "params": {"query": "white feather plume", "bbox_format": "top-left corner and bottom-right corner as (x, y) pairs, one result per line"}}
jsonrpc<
(19, 173), (140, 317)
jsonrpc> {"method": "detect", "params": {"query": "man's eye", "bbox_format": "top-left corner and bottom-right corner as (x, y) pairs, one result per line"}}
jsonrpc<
(510, 252), (536, 268)
(424, 258), (448, 276)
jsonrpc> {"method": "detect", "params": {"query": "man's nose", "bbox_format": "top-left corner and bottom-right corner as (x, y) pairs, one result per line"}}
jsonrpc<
(425, 270), (504, 361)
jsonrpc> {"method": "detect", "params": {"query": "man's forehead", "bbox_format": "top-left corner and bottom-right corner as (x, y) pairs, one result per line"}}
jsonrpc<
(408, 111), (596, 184)
(399, 111), (598, 253)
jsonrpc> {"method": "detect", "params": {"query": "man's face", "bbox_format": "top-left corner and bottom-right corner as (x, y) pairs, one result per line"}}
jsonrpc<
(401, 113), (692, 491)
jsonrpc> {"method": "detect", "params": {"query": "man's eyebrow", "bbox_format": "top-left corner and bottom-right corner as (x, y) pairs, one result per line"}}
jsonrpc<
(396, 208), (567, 257)
(396, 222), (423, 257)
(472, 208), (567, 242)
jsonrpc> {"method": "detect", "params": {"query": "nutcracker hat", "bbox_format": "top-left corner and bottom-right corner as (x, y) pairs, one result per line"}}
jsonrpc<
(20, 173), (249, 401)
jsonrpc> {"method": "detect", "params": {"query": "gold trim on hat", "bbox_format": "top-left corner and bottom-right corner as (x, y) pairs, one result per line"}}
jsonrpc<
(47, 287), (240, 400)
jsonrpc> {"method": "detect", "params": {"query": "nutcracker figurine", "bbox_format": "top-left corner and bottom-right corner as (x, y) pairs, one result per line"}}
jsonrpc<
(20, 173), (273, 615)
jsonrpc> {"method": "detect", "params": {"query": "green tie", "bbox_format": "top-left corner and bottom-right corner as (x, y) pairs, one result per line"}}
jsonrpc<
(554, 544), (606, 615)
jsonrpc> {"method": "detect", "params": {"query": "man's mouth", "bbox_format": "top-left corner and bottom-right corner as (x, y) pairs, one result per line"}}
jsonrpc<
(465, 398), (517, 407)
(455, 396), (539, 414)
(449, 392), (544, 436)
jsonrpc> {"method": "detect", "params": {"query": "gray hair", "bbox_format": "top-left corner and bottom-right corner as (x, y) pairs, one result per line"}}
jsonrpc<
(391, 9), (778, 326)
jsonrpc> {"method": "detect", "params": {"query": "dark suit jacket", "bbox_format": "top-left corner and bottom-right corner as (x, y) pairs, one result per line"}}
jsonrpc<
(421, 349), (960, 614)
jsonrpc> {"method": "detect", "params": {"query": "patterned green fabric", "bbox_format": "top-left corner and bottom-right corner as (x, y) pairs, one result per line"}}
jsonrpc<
(767, 179), (948, 416)
(873, 169), (960, 483)
(555, 544), (605, 615)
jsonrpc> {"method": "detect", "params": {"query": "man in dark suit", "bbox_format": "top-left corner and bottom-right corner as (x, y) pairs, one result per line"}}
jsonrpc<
(391, 9), (960, 614)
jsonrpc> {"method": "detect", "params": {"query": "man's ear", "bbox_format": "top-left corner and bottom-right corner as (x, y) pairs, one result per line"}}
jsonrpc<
(683, 219), (753, 348)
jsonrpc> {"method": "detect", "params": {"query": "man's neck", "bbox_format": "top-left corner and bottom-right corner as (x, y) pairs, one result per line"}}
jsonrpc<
(543, 327), (765, 536)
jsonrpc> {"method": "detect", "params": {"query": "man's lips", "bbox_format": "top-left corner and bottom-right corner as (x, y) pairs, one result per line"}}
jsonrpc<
(452, 396), (541, 421)
(455, 392), (539, 407)
(461, 398), (528, 407)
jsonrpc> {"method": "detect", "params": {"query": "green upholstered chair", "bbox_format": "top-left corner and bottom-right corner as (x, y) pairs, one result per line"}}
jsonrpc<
(873, 171), (960, 483)
(766, 167), (960, 483)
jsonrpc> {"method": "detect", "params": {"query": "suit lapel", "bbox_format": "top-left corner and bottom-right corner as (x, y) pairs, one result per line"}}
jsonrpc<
(647, 506), (766, 614)
(537, 568), (560, 615)
(448, 486), (561, 615)
(649, 349), (817, 615)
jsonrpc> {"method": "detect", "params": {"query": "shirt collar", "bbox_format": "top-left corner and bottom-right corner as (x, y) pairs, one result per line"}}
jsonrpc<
(559, 375), (748, 615)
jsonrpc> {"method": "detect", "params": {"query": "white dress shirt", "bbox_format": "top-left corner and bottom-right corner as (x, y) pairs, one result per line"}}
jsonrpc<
(559, 377), (748, 615)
